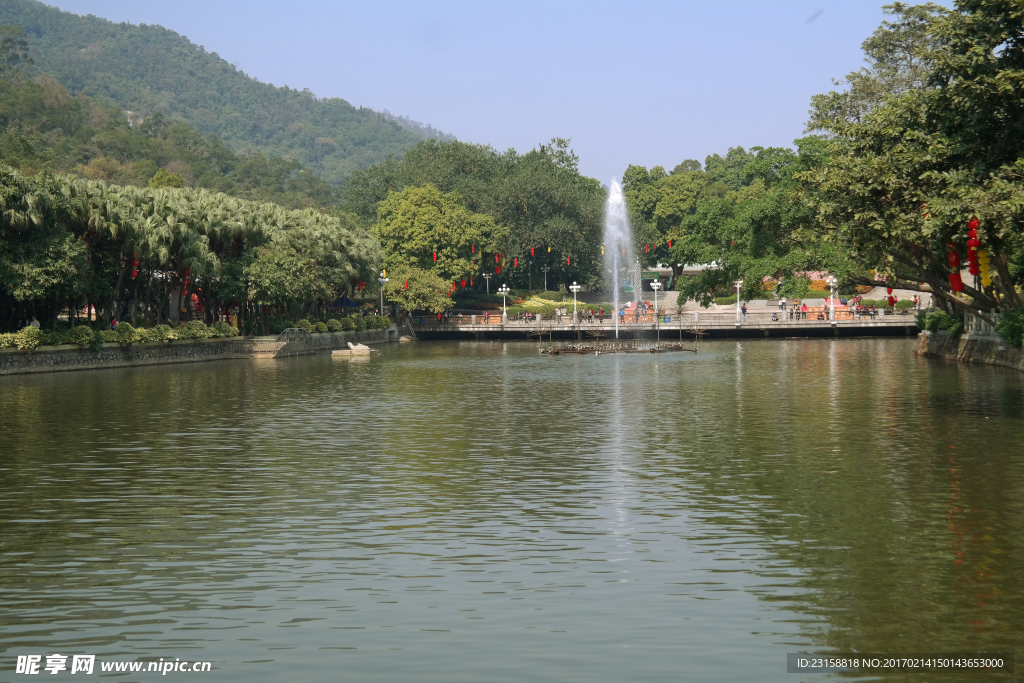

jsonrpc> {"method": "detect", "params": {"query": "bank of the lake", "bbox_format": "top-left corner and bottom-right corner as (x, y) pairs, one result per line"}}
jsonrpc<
(915, 330), (1024, 373)
(0, 327), (398, 376)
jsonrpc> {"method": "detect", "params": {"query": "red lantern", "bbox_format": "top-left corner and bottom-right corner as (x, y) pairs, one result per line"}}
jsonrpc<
(968, 218), (980, 231)
(495, 254), (499, 263)
(969, 264), (980, 275)
(471, 244), (475, 254)
(668, 239), (673, 248)
(968, 238), (980, 248)
(131, 269), (138, 279)
(404, 281), (408, 290)
(531, 247), (535, 256)
(567, 257), (571, 266)
(621, 247), (625, 256)
(433, 251), (437, 262)
(470, 277), (473, 286)
(888, 296), (895, 307)
(947, 246), (959, 268)
(514, 257), (518, 268)
(886, 287), (893, 295)
(496, 266), (501, 274)
(461, 279), (466, 287)
(949, 273), (964, 292)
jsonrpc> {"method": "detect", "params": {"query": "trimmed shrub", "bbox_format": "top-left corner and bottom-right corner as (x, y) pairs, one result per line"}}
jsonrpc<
(326, 318), (343, 332)
(354, 316), (367, 332)
(70, 325), (95, 346)
(148, 324), (177, 342)
(0, 332), (15, 348)
(537, 291), (564, 301)
(295, 319), (314, 334)
(15, 326), (42, 350)
(180, 320), (212, 340)
(314, 321), (328, 333)
(924, 311), (956, 331)
(211, 321), (238, 338)
(895, 300), (915, 310)
(112, 322), (139, 344)
(996, 309), (1024, 347)
(100, 329), (117, 342)
(340, 318), (355, 331)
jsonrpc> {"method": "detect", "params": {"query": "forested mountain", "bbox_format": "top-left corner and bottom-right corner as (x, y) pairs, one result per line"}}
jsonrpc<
(0, 73), (340, 208)
(0, 0), (445, 183)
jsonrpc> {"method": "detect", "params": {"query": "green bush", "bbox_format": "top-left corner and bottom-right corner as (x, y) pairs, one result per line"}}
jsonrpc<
(327, 318), (343, 332)
(925, 310), (955, 331)
(295, 319), (314, 334)
(715, 295), (738, 306)
(112, 322), (140, 344)
(314, 321), (328, 333)
(180, 320), (212, 340)
(537, 291), (564, 301)
(148, 324), (177, 342)
(895, 299), (916, 310)
(996, 309), (1024, 347)
(0, 332), (15, 348)
(15, 326), (42, 350)
(379, 315), (391, 328)
(211, 321), (238, 338)
(340, 318), (356, 331)
(354, 316), (367, 332)
(70, 325), (95, 346)
(269, 319), (289, 335)
(100, 329), (117, 342)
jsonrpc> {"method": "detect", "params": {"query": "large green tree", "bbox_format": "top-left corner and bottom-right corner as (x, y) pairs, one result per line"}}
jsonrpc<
(804, 0), (1024, 317)
(372, 184), (505, 283)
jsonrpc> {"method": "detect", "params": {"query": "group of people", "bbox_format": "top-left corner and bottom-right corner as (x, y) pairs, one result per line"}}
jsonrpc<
(618, 301), (655, 323)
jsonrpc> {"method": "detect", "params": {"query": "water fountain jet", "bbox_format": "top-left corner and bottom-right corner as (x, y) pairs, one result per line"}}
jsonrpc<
(603, 180), (636, 339)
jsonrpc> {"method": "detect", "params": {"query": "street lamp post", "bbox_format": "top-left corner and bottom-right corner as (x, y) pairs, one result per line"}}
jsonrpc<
(541, 266), (550, 291)
(569, 281), (581, 341)
(651, 280), (662, 344)
(378, 270), (389, 316)
(826, 276), (837, 321)
(735, 280), (743, 324)
(498, 283), (510, 322)
(483, 272), (492, 294)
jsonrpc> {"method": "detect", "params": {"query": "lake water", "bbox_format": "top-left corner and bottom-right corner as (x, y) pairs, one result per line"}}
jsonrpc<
(1, 339), (1022, 682)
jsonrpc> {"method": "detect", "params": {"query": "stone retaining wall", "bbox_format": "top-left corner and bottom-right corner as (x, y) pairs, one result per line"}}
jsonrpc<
(0, 328), (395, 376)
(914, 330), (1024, 372)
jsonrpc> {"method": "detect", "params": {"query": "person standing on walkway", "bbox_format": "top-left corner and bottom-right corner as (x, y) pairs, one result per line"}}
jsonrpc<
(801, 303), (808, 319)
(598, 305), (604, 322)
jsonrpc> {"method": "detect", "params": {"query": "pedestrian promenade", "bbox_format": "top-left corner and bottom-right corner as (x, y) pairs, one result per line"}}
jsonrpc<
(411, 308), (920, 340)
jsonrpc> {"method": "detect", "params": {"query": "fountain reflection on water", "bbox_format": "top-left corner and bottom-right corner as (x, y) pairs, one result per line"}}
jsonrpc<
(603, 179), (635, 339)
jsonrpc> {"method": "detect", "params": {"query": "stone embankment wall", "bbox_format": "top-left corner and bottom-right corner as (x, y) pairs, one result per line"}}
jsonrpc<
(0, 328), (395, 376)
(914, 331), (1024, 372)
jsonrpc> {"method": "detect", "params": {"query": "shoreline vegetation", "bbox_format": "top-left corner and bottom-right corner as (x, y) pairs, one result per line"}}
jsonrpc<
(2, 3), (1024, 354)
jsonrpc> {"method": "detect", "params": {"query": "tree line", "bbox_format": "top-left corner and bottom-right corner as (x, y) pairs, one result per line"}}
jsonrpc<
(623, 1), (1024, 325)
(0, 166), (379, 333)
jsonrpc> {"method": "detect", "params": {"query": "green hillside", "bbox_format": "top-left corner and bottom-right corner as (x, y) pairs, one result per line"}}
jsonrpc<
(0, 73), (340, 208)
(0, 0), (434, 183)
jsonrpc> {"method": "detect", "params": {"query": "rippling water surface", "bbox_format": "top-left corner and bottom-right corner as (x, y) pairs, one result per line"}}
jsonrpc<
(1, 339), (1023, 681)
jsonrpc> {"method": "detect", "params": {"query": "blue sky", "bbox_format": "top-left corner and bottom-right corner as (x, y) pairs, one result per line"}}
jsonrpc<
(51, 0), (896, 183)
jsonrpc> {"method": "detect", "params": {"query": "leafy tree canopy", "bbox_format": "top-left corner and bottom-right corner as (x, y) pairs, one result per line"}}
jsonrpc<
(373, 184), (506, 282)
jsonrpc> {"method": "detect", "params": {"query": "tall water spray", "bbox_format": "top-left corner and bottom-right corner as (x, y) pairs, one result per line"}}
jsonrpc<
(603, 180), (636, 339)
